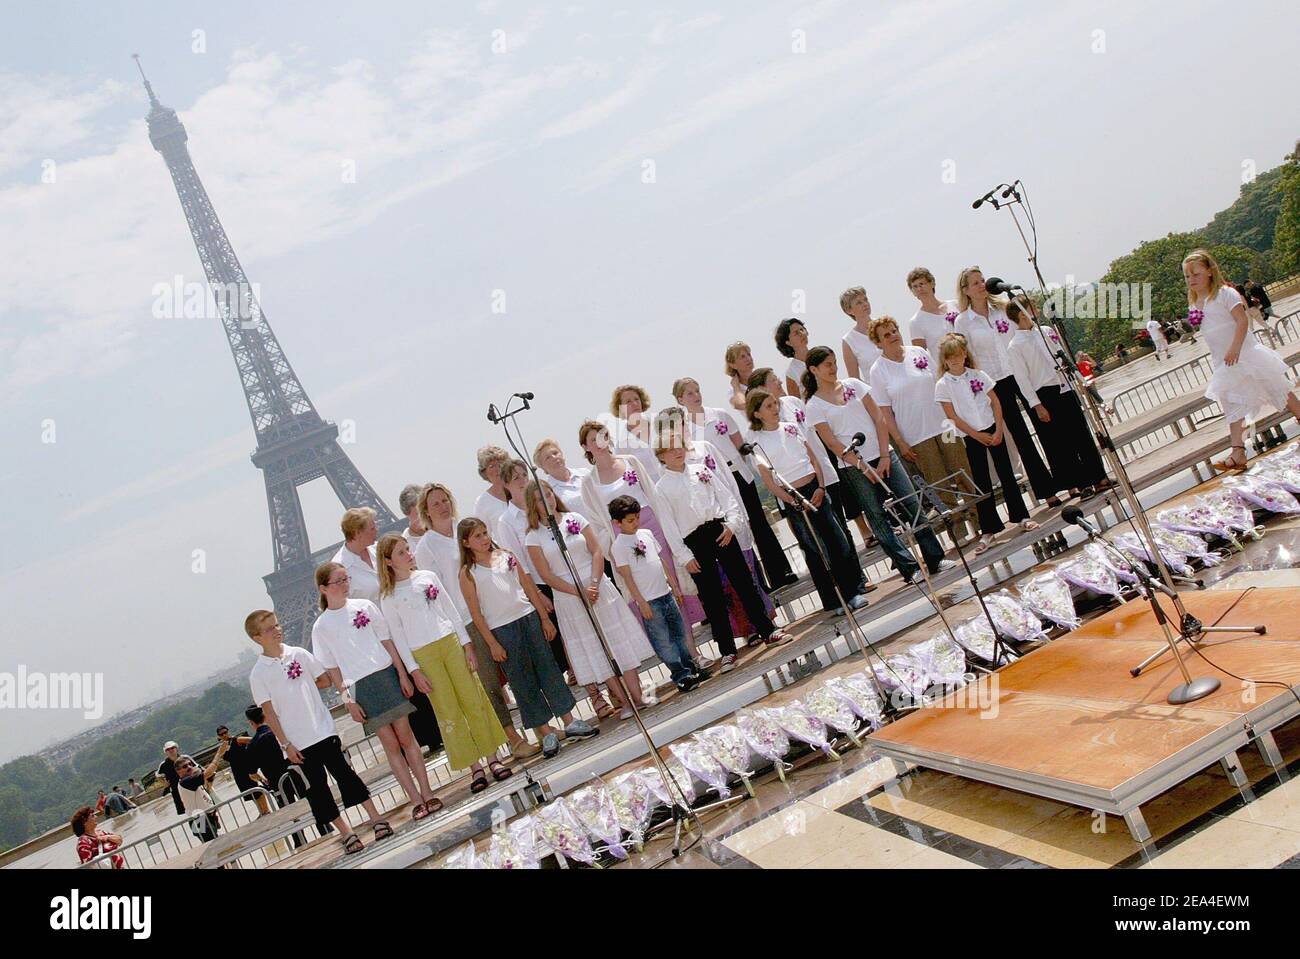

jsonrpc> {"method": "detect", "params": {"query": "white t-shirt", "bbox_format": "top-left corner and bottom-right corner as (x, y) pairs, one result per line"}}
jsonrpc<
(1007, 327), (1067, 400)
(933, 368), (996, 432)
(401, 527), (424, 553)
(331, 543), (380, 604)
(1146, 319), (1167, 345)
(779, 395), (837, 486)
(743, 422), (815, 483)
(310, 599), (393, 687)
(785, 357), (807, 392)
(414, 527), (470, 621)
(473, 489), (511, 529)
(804, 377), (881, 464)
(954, 306), (1016, 382)
(691, 406), (752, 483)
(379, 570), (471, 675)
(910, 301), (957, 366)
(249, 645), (336, 751)
(842, 327), (881, 376)
(868, 346), (947, 446)
(466, 551), (534, 630)
(611, 529), (671, 601)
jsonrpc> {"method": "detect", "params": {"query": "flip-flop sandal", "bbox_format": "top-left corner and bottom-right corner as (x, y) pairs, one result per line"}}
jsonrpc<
(373, 820), (394, 841)
(469, 769), (489, 793)
(489, 761), (513, 782)
(973, 535), (996, 555)
(343, 834), (364, 855)
(412, 801), (431, 821)
(423, 798), (444, 815)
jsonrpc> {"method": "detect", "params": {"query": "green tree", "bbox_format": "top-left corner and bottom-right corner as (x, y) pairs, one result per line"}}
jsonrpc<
(1274, 141), (1300, 277)
(1202, 166), (1284, 253)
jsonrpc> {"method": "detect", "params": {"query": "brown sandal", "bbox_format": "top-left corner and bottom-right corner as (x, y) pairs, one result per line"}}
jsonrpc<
(1212, 446), (1248, 473)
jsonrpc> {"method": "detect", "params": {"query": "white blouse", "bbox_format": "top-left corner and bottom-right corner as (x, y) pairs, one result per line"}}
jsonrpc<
(379, 571), (470, 676)
(414, 528), (470, 622)
(1007, 327), (1067, 400)
(472, 489), (511, 530)
(804, 377), (882, 464)
(910, 301), (957, 367)
(868, 346), (947, 446)
(654, 466), (744, 566)
(933, 368), (996, 432)
(331, 543), (380, 604)
(954, 305), (1016, 382)
(311, 599), (393, 687)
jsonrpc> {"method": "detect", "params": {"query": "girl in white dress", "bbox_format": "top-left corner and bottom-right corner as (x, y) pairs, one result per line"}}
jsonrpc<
(524, 482), (653, 720)
(1183, 249), (1300, 472)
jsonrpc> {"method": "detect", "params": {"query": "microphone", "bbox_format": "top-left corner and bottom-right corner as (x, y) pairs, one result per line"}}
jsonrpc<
(972, 187), (999, 210)
(513, 392), (535, 401)
(487, 404), (499, 424)
(847, 432), (867, 452)
(1061, 504), (1097, 536)
(738, 441), (756, 456)
(984, 276), (1024, 297)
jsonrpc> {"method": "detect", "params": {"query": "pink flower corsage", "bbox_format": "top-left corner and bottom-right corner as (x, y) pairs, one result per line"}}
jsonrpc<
(564, 517), (582, 535)
(795, 408), (805, 424)
(842, 385), (857, 403)
(286, 660), (303, 680)
(632, 540), (647, 559)
(913, 354), (929, 371)
(697, 469), (712, 484)
(704, 453), (717, 471)
(783, 423), (800, 437)
(944, 311), (957, 325)
(969, 378), (986, 395)
(1047, 328), (1060, 343)
(351, 609), (370, 629)
(1188, 309), (1204, 328)
(505, 554), (518, 572)
(995, 318), (1009, 334)
(623, 468), (639, 486)
(424, 582), (439, 603)
(713, 421), (729, 436)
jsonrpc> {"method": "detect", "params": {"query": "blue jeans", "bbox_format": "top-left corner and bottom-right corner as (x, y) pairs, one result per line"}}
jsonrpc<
(638, 594), (694, 684)
(839, 449), (945, 577)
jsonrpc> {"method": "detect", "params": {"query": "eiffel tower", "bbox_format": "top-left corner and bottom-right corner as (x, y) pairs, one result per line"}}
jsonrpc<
(135, 57), (401, 649)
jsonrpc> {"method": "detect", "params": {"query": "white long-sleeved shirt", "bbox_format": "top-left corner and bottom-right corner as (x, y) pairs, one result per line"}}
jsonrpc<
(414, 527), (470, 621)
(379, 570), (471, 674)
(954, 305), (1016, 382)
(655, 464), (744, 565)
(1007, 326), (1068, 401)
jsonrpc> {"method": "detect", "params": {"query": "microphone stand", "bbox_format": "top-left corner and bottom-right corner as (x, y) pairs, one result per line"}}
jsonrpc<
(885, 470), (1014, 670)
(977, 179), (1261, 704)
(489, 394), (710, 857)
(746, 440), (890, 704)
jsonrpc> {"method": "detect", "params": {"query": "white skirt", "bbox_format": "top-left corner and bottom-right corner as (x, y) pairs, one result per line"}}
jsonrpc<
(1205, 343), (1294, 425)
(553, 581), (654, 685)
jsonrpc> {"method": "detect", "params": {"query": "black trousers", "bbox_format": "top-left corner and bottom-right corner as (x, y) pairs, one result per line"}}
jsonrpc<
(405, 689), (444, 753)
(992, 375), (1057, 500)
(963, 430), (1030, 534)
(299, 735), (370, 827)
(1036, 386), (1107, 488)
(684, 519), (775, 656)
(733, 472), (794, 588)
(536, 584), (571, 673)
(785, 477), (865, 608)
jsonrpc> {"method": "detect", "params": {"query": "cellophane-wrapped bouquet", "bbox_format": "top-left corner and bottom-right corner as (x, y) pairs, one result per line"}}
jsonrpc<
(533, 798), (600, 865)
(1056, 550), (1125, 600)
(694, 724), (756, 780)
(985, 591), (1049, 643)
(1197, 490), (1265, 539)
(803, 684), (862, 738)
(1015, 572), (1081, 629)
(442, 839), (486, 869)
(637, 761), (696, 806)
(823, 673), (884, 729)
(952, 614), (1010, 664)
(568, 785), (630, 859)
(904, 635), (970, 687)
(1152, 526), (1221, 567)
(669, 741), (734, 798)
(873, 655), (930, 700)
(762, 703), (839, 758)
(1114, 531), (1194, 577)
(736, 708), (793, 767)
(486, 815), (543, 869)
(609, 771), (657, 844)
(1224, 474), (1300, 515)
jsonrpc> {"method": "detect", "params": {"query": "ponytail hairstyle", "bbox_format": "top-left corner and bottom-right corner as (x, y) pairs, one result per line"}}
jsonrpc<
(315, 561), (346, 611)
(801, 345), (836, 400)
(376, 532), (407, 598)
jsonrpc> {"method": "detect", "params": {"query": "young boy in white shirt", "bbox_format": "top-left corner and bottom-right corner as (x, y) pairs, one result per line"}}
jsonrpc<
(245, 609), (386, 857)
(653, 437), (794, 672)
(608, 494), (705, 692)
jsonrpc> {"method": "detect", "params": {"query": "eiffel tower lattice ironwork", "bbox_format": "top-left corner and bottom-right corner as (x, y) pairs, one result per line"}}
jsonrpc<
(135, 56), (401, 649)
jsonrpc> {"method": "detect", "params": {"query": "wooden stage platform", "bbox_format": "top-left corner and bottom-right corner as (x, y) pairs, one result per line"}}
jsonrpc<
(868, 587), (1300, 842)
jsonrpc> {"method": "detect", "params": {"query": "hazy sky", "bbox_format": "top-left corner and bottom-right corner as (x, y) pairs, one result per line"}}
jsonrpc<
(2, 0), (1297, 762)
